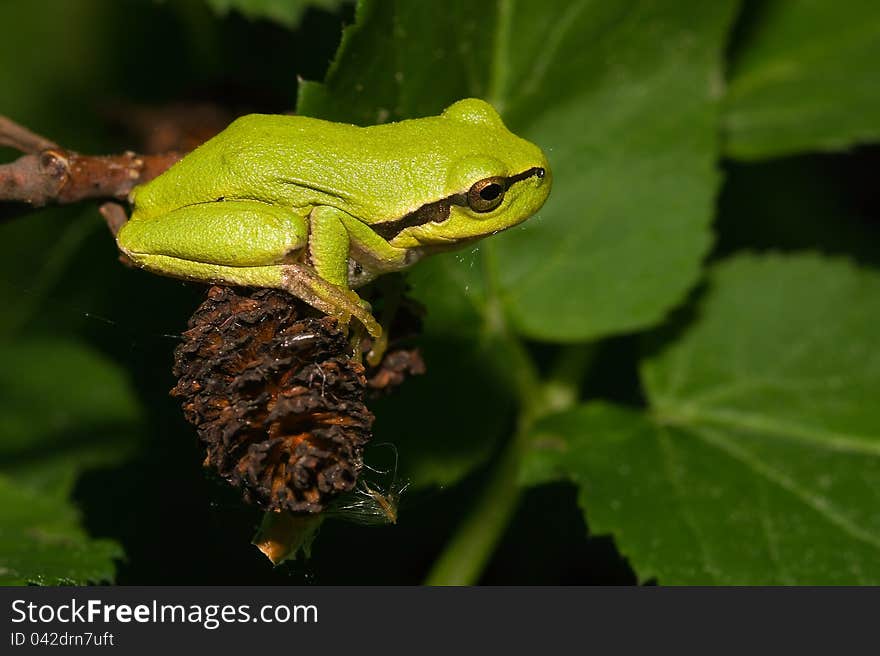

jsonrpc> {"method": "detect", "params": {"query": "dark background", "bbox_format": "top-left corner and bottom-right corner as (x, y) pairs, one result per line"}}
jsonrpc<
(1, 0), (877, 584)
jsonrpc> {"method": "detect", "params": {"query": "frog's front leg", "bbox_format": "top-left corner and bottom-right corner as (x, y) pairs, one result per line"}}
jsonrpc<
(300, 205), (382, 337)
(331, 214), (415, 363)
(278, 261), (381, 338)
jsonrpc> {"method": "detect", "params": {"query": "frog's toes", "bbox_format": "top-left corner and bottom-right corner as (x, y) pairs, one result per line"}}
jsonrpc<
(350, 295), (382, 340)
(280, 264), (381, 339)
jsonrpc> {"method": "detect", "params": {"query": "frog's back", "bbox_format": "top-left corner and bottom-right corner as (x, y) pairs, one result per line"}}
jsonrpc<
(131, 104), (541, 224)
(130, 114), (362, 219)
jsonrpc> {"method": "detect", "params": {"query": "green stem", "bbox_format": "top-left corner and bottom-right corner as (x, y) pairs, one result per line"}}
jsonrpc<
(423, 418), (529, 585)
(424, 342), (593, 585)
(425, 242), (593, 585)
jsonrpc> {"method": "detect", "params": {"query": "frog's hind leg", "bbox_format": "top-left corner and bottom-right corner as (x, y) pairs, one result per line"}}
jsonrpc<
(118, 200), (380, 337)
(123, 253), (380, 338)
(118, 200), (309, 268)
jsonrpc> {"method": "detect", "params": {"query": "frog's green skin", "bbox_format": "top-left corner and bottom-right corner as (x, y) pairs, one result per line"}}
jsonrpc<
(117, 98), (551, 337)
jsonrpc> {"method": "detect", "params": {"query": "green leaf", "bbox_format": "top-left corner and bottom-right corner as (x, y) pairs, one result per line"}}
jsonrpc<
(0, 476), (122, 585)
(0, 339), (141, 476)
(0, 339), (141, 583)
(204, 0), (347, 28)
(724, 0), (880, 159)
(523, 254), (880, 584)
(299, 0), (739, 342)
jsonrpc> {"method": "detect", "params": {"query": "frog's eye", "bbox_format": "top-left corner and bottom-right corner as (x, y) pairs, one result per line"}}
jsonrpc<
(467, 176), (506, 213)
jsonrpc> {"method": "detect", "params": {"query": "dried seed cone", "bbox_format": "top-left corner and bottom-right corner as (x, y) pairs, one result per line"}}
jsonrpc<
(170, 286), (373, 513)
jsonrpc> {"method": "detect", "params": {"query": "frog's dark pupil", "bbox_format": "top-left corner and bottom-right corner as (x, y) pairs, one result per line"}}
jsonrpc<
(480, 184), (502, 201)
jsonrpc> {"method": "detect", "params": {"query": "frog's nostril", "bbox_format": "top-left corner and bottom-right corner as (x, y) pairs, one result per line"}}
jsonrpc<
(535, 168), (545, 179)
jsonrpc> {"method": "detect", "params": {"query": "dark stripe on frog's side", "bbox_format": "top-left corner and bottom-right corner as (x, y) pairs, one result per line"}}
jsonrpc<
(370, 167), (545, 241)
(371, 193), (466, 241)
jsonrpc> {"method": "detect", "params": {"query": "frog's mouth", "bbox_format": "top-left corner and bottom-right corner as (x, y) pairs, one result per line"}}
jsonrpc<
(372, 167), (545, 241)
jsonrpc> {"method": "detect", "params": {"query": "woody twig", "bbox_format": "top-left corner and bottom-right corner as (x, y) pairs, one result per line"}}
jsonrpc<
(0, 114), (182, 208)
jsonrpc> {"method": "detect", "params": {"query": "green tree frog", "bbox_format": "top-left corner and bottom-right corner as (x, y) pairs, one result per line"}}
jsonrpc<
(117, 98), (551, 338)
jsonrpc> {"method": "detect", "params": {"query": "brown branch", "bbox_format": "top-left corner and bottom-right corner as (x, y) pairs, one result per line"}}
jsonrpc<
(0, 114), (182, 208)
(0, 115), (58, 153)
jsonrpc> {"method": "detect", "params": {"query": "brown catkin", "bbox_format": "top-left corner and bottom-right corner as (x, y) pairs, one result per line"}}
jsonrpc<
(170, 286), (373, 513)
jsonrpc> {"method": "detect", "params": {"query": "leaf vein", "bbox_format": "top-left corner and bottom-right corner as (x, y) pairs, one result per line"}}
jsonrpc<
(695, 426), (880, 551)
(519, 0), (590, 98)
(690, 408), (880, 456)
(657, 427), (722, 583)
